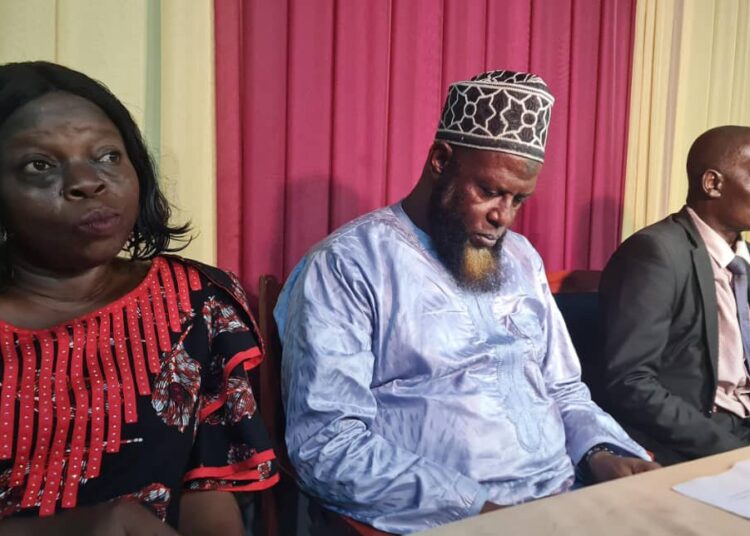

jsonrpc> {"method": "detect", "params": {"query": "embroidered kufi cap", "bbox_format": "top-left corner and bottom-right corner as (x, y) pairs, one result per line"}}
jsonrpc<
(435, 70), (554, 163)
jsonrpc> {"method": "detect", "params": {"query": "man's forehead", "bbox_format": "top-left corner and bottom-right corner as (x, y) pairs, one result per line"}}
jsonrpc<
(735, 138), (750, 159)
(455, 146), (540, 178)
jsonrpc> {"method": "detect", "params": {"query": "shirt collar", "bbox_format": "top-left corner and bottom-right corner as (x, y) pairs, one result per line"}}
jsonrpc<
(685, 206), (750, 268)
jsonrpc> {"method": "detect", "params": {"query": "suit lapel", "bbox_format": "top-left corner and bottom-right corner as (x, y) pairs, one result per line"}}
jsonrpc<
(675, 209), (719, 380)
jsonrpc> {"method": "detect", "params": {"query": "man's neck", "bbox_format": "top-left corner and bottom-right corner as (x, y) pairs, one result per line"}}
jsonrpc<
(402, 176), (432, 236)
(687, 204), (741, 247)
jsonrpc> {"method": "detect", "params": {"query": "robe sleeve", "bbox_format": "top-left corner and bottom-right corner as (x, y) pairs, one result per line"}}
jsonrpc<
(529, 247), (650, 464)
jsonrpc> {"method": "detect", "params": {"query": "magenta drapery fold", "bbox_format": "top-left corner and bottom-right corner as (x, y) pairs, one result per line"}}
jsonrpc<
(214, 0), (636, 298)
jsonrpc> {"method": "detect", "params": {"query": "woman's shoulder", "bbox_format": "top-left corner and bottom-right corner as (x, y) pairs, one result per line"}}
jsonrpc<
(159, 255), (263, 349)
(160, 255), (240, 291)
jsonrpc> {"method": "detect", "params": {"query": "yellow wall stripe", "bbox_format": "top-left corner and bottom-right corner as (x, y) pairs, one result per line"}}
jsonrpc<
(623, 0), (750, 239)
(159, 0), (216, 264)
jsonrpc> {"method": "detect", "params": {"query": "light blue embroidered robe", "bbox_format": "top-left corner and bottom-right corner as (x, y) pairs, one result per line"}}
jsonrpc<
(275, 203), (647, 534)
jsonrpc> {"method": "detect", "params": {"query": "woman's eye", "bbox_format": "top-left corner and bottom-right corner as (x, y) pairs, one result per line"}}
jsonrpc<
(22, 160), (52, 173)
(97, 151), (121, 164)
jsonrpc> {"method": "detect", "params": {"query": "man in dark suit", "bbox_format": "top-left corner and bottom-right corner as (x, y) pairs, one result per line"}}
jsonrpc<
(600, 125), (750, 465)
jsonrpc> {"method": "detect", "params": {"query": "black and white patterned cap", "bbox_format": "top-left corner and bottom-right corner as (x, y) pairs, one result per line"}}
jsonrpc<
(435, 70), (554, 163)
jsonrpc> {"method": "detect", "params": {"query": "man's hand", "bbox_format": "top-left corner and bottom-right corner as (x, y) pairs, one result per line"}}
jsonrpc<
(587, 452), (661, 483)
(480, 502), (506, 514)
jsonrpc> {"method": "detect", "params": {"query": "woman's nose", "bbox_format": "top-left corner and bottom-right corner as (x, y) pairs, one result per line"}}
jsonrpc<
(63, 162), (106, 200)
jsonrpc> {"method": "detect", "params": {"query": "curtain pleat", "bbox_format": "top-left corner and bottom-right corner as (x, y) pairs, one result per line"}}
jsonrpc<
(590, 0), (637, 268)
(237, 0), (289, 292)
(383, 0), (443, 206)
(285, 0), (336, 279)
(213, 0), (244, 275)
(329, 2), (392, 237)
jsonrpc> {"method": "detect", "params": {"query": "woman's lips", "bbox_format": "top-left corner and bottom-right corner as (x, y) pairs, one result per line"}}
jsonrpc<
(76, 207), (122, 237)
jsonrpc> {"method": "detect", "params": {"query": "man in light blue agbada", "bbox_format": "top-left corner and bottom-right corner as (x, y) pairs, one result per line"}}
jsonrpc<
(275, 70), (658, 534)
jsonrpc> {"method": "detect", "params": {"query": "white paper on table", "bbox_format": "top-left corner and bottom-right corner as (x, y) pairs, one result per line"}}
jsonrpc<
(672, 459), (750, 518)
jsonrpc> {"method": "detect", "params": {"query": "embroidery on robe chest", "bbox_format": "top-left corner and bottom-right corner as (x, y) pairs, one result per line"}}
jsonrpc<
(496, 304), (548, 453)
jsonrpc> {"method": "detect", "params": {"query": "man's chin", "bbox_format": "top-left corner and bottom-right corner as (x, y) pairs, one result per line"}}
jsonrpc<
(427, 208), (505, 292)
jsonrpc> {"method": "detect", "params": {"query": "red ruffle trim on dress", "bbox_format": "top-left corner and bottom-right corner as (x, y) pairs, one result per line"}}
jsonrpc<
(0, 257), (202, 516)
(183, 448), (279, 492)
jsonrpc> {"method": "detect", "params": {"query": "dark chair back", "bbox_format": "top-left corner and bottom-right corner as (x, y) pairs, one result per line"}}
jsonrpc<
(547, 270), (606, 404)
(258, 275), (291, 474)
(547, 270), (601, 294)
(258, 275), (307, 536)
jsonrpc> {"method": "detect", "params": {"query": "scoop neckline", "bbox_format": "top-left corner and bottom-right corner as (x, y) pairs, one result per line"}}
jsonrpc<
(0, 256), (164, 335)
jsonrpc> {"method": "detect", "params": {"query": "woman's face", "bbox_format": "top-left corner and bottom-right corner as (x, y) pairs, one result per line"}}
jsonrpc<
(0, 91), (140, 274)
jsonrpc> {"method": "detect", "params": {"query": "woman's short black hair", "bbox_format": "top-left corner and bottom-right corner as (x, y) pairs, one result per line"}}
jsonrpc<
(0, 61), (190, 281)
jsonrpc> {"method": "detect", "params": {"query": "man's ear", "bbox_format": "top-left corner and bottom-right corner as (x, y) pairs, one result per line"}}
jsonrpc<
(428, 141), (454, 178)
(702, 169), (723, 198)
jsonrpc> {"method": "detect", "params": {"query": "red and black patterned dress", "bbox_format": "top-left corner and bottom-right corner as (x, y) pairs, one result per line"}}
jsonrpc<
(0, 255), (278, 527)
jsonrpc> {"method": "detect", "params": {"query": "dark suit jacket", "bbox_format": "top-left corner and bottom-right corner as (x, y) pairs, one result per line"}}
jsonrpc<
(599, 207), (749, 464)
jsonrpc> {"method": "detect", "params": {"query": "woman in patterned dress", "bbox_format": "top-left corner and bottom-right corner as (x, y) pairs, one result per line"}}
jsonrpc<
(0, 62), (278, 535)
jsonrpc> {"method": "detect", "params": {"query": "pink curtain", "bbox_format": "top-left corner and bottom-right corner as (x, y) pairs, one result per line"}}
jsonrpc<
(215, 0), (636, 299)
